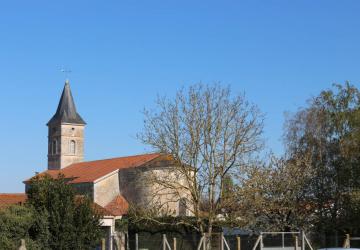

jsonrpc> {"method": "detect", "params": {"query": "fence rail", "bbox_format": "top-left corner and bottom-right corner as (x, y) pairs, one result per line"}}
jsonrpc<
(127, 231), (316, 250)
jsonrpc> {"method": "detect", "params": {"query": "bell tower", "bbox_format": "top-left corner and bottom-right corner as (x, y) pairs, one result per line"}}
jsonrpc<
(47, 80), (86, 170)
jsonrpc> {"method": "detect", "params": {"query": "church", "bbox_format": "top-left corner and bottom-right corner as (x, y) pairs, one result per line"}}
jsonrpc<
(0, 81), (190, 249)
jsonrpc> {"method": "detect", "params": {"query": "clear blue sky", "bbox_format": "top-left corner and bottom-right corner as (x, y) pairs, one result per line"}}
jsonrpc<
(0, 1), (359, 192)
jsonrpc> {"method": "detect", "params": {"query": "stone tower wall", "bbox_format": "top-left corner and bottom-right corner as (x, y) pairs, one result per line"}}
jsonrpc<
(48, 123), (85, 170)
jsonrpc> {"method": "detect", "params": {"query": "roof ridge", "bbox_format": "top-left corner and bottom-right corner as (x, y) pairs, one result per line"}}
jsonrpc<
(25, 152), (168, 184)
(72, 152), (161, 165)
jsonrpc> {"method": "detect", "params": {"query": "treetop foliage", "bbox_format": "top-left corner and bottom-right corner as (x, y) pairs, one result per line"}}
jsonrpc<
(0, 174), (103, 250)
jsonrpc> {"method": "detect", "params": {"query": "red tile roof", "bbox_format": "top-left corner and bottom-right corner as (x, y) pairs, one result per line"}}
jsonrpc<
(0, 193), (27, 209)
(104, 195), (129, 216)
(26, 153), (161, 184)
(94, 203), (115, 217)
(74, 195), (115, 217)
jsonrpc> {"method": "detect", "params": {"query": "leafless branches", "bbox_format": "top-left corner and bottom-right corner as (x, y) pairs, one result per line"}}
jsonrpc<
(137, 83), (264, 234)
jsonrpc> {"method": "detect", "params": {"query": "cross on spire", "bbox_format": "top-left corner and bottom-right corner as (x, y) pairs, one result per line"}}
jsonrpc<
(60, 67), (72, 82)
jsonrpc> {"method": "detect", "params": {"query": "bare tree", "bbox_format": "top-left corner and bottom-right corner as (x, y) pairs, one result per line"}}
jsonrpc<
(137, 83), (264, 246)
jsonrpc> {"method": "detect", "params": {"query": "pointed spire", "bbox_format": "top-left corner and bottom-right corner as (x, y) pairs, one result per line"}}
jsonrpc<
(47, 81), (86, 125)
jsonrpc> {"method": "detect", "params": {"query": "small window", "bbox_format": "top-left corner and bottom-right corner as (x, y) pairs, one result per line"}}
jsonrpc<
(70, 140), (76, 155)
(52, 139), (58, 155)
(178, 198), (187, 216)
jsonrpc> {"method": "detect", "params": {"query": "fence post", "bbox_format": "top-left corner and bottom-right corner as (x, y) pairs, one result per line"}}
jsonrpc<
(301, 231), (305, 250)
(252, 235), (262, 250)
(237, 236), (241, 250)
(221, 232), (224, 250)
(304, 234), (314, 250)
(163, 234), (166, 250)
(294, 236), (298, 250)
(125, 232), (129, 250)
(260, 234), (263, 250)
(135, 233), (138, 250)
(203, 233), (206, 250)
(173, 237), (177, 250)
(18, 239), (26, 250)
(197, 235), (204, 250)
(101, 238), (106, 250)
(343, 234), (350, 248)
(282, 233), (285, 249)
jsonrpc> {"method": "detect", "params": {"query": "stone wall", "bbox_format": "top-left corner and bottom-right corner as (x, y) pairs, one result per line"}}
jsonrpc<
(94, 171), (121, 207)
(118, 158), (191, 216)
(48, 123), (85, 170)
(59, 124), (85, 168)
(118, 167), (149, 205)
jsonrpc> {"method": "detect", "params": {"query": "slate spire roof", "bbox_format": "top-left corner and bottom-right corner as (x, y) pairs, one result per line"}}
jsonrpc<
(47, 80), (86, 125)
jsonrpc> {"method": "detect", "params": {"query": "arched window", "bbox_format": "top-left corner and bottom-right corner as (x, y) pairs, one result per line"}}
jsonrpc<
(178, 198), (187, 216)
(70, 140), (76, 155)
(52, 139), (58, 155)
